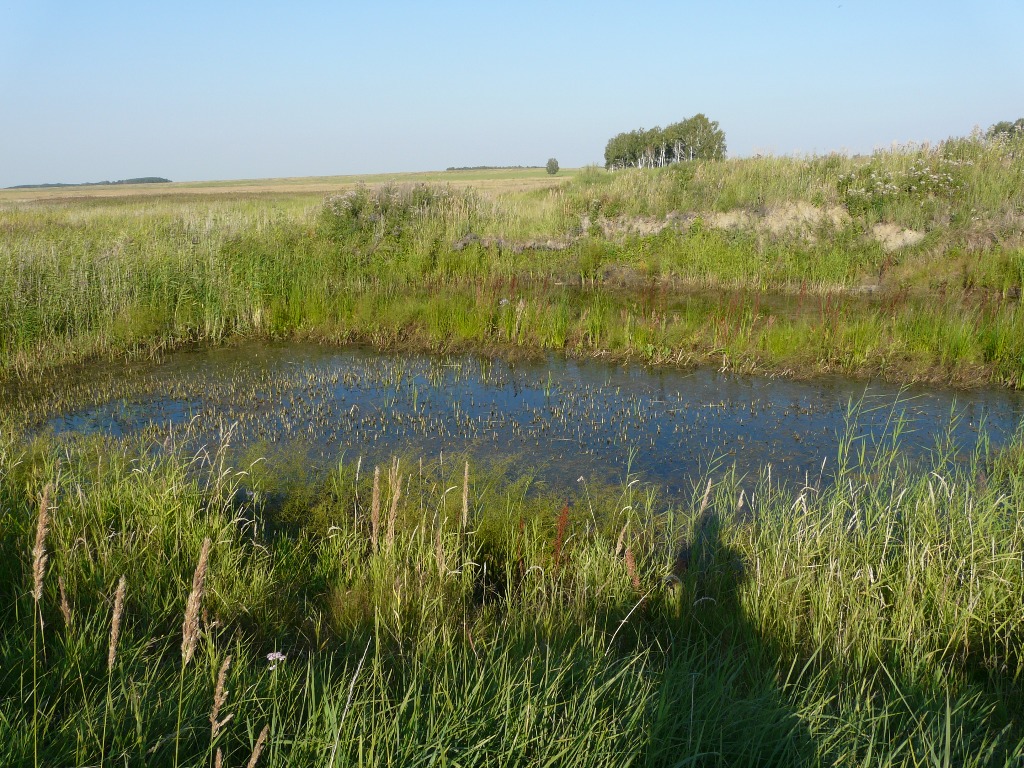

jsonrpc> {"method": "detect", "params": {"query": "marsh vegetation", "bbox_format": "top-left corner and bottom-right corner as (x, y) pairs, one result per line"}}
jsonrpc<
(3, 409), (1024, 765)
(2, 134), (1024, 765)
(1, 131), (1023, 386)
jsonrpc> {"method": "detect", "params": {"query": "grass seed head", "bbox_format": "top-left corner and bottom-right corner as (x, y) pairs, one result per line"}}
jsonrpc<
(462, 461), (469, 530)
(435, 525), (446, 576)
(386, 459), (402, 551)
(107, 576), (127, 671)
(182, 537), (211, 666)
(370, 466), (381, 551)
(246, 723), (269, 768)
(614, 522), (628, 558)
(58, 574), (72, 628)
(624, 547), (642, 592)
(210, 654), (233, 740)
(31, 483), (52, 603)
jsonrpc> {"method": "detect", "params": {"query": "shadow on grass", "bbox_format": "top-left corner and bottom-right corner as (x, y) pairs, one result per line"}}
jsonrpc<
(643, 509), (816, 766)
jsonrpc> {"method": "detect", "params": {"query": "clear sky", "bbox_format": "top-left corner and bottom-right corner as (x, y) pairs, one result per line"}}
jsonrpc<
(1, 0), (1022, 186)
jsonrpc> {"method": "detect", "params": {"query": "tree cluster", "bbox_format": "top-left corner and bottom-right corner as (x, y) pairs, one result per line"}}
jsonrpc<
(604, 114), (725, 170)
(987, 118), (1024, 139)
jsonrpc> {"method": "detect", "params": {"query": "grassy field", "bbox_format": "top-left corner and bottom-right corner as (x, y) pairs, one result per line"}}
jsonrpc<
(0, 167), (577, 202)
(3, 138), (1024, 765)
(2, 134), (1023, 387)
(2, 417), (1023, 766)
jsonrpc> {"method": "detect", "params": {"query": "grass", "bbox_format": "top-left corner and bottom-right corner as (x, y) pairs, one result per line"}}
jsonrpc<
(2, 133), (1023, 386)
(3, 135), (1023, 766)
(0, 167), (577, 202)
(1, 411), (1023, 766)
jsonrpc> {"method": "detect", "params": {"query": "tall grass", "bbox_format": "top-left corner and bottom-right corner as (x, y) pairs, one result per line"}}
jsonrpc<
(1, 134), (1022, 384)
(1, 415), (1022, 765)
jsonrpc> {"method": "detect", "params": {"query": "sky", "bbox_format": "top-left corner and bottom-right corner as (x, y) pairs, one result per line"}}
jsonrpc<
(1, 0), (1022, 187)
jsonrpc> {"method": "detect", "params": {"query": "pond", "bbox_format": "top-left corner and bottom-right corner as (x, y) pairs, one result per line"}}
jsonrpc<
(8, 343), (1024, 495)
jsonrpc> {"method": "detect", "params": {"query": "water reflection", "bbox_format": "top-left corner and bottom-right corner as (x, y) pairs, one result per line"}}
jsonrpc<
(26, 343), (1024, 493)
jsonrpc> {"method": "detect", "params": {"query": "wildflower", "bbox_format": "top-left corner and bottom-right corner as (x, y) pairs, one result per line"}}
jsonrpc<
(266, 651), (287, 670)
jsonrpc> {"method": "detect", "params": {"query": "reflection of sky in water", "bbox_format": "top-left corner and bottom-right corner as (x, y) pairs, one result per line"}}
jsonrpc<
(42, 344), (1024, 494)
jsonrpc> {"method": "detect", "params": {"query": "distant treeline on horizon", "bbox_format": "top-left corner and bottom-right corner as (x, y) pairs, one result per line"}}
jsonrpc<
(444, 166), (542, 172)
(7, 177), (171, 190)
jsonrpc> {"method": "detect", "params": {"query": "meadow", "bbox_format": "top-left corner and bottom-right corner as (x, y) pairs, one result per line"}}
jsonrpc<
(2, 136), (1024, 766)
(2, 417), (1023, 766)
(1, 133), (1023, 387)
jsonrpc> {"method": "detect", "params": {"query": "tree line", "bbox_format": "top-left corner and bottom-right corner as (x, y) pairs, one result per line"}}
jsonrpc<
(987, 118), (1024, 138)
(604, 114), (726, 170)
(7, 177), (170, 190)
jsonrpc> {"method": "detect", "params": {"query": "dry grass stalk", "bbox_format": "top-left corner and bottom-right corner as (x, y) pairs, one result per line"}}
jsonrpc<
(246, 723), (269, 768)
(214, 748), (223, 768)
(614, 523), (629, 558)
(32, 483), (53, 603)
(182, 537), (211, 667)
(435, 525), (446, 576)
(624, 547), (642, 592)
(385, 458), (402, 550)
(462, 461), (470, 531)
(698, 478), (713, 517)
(58, 575), (72, 628)
(107, 576), (127, 671)
(210, 654), (233, 740)
(370, 466), (381, 551)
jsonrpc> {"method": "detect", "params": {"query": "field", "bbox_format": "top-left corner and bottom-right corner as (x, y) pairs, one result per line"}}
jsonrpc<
(3, 422), (1024, 766)
(0, 167), (577, 202)
(2, 136), (1023, 388)
(3, 138), (1024, 766)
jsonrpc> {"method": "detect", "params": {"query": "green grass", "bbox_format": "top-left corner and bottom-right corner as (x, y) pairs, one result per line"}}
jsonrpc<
(1, 134), (1023, 386)
(1, 413), (1023, 766)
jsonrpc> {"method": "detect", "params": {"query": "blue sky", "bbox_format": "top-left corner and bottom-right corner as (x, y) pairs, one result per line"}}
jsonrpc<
(1, 0), (1021, 186)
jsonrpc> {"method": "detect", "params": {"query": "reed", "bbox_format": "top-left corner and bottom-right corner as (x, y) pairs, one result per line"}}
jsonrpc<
(462, 460), (469, 531)
(2, 413), (1023, 765)
(2, 135), (1022, 388)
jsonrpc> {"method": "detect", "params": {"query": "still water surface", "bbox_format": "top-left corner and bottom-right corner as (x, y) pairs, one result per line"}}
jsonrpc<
(27, 343), (1024, 493)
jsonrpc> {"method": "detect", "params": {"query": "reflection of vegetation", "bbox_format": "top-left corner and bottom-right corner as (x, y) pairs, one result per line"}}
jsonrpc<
(2, 131), (1023, 386)
(2, 418), (1023, 764)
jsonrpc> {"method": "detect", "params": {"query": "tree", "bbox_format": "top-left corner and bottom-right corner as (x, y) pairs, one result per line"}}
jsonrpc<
(604, 114), (726, 169)
(987, 118), (1024, 138)
(546, 158), (560, 175)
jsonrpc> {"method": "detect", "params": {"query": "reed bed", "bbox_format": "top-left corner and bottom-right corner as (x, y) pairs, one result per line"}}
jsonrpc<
(2, 134), (1022, 386)
(1, 416), (1022, 766)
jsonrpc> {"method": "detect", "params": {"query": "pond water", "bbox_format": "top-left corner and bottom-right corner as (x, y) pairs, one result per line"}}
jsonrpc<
(12, 343), (1024, 494)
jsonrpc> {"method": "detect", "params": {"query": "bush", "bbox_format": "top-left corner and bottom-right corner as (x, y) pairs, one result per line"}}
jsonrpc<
(546, 158), (559, 175)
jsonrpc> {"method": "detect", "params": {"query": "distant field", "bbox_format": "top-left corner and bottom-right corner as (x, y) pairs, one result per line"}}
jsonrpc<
(2, 136), (1023, 387)
(0, 167), (578, 202)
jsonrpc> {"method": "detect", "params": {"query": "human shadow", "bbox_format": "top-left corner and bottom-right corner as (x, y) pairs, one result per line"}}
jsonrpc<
(642, 505), (818, 767)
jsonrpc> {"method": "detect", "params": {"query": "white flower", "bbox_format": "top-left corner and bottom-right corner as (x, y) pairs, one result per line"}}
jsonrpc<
(266, 651), (287, 670)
